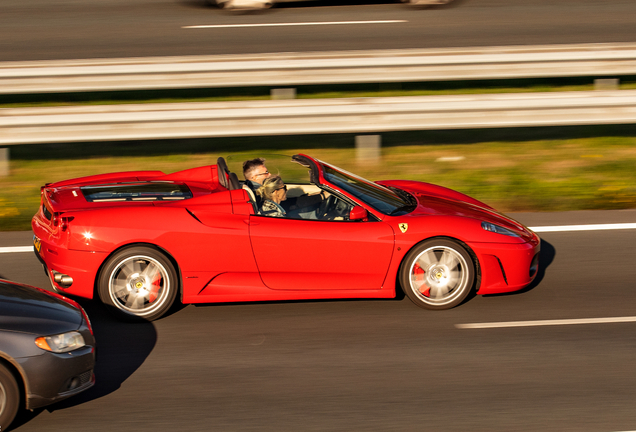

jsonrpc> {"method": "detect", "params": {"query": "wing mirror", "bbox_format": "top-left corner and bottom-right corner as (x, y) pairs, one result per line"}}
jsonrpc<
(349, 206), (368, 221)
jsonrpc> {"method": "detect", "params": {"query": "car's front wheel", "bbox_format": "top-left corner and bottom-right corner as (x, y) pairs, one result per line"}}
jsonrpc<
(400, 238), (475, 310)
(98, 246), (178, 321)
(0, 365), (20, 430)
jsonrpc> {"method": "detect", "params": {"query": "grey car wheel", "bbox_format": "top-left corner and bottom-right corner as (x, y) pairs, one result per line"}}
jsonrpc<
(400, 239), (475, 310)
(0, 365), (19, 430)
(98, 247), (178, 321)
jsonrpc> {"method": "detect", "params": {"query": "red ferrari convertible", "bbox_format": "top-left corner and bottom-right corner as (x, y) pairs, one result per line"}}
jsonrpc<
(32, 154), (540, 321)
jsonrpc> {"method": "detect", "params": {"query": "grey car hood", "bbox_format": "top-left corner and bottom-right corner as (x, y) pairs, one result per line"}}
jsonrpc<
(0, 280), (82, 335)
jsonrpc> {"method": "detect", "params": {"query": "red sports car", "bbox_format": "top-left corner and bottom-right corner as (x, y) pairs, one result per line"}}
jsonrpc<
(32, 154), (540, 321)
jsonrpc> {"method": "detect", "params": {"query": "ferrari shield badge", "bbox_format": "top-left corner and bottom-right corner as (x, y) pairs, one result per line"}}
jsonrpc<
(398, 223), (408, 233)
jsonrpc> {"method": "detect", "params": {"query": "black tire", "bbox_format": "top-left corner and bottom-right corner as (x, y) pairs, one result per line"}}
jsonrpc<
(400, 238), (475, 310)
(98, 246), (178, 321)
(0, 365), (20, 431)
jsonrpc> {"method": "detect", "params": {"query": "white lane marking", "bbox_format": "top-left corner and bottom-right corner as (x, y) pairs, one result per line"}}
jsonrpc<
(530, 223), (636, 232)
(0, 246), (33, 253)
(456, 316), (636, 329)
(2, 223), (635, 254)
(183, 20), (408, 29)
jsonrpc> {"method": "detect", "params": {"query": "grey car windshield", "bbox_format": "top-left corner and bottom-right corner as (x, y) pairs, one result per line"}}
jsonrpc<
(320, 163), (409, 215)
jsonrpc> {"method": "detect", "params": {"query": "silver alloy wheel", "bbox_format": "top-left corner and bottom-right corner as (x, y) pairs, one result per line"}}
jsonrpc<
(0, 381), (6, 417)
(408, 245), (470, 307)
(108, 255), (170, 317)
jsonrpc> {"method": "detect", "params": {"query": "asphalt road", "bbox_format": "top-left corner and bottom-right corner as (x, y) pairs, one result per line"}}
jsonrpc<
(3, 0), (636, 428)
(2, 210), (636, 431)
(2, 0), (636, 61)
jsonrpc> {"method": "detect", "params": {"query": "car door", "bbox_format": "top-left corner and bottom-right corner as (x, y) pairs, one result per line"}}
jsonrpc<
(249, 216), (395, 291)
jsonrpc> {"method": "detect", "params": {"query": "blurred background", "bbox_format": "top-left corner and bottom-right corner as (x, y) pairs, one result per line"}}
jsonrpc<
(3, 0), (636, 431)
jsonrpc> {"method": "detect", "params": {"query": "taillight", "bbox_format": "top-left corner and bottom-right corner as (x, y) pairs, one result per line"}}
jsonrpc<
(61, 216), (74, 232)
(52, 213), (74, 231)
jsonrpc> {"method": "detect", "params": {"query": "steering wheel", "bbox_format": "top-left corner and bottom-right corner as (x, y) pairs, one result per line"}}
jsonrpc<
(318, 195), (337, 220)
(333, 200), (350, 219)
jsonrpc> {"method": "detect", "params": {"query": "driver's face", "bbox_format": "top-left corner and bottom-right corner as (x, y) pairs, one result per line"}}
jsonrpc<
(252, 166), (271, 184)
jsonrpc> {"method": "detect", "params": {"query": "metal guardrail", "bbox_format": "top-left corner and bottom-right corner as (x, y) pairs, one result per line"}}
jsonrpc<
(2, 43), (636, 94)
(3, 90), (636, 145)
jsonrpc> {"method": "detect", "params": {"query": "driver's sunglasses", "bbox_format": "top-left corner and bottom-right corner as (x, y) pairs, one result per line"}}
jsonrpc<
(255, 171), (270, 177)
(277, 185), (287, 191)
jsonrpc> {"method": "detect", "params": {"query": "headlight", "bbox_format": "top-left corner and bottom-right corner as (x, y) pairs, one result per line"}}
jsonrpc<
(481, 221), (521, 237)
(35, 331), (85, 353)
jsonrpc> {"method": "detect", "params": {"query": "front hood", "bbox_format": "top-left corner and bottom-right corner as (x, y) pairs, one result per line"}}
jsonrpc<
(0, 280), (82, 335)
(381, 180), (534, 238)
(414, 194), (529, 232)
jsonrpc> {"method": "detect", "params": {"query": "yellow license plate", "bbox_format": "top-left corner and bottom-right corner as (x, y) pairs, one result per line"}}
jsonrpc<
(33, 236), (41, 253)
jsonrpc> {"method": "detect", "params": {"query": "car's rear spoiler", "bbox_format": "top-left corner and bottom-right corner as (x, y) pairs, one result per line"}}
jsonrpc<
(47, 171), (166, 188)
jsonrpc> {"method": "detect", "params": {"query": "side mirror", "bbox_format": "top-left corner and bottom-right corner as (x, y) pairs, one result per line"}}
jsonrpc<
(349, 206), (368, 221)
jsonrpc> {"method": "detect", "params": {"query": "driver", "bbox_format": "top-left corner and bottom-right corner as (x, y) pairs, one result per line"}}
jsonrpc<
(242, 158), (271, 207)
(242, 158), (271, 191)
(257, 176), (287, 218)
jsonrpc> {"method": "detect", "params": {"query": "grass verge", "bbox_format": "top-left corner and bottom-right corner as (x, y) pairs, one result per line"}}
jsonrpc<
(3, 126), (636, 231)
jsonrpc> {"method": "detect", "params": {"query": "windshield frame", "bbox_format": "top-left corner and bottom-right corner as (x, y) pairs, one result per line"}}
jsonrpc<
(318, 161), (410, 216)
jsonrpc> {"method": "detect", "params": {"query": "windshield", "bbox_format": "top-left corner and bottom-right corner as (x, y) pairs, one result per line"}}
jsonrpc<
(320, 162), (409, 215)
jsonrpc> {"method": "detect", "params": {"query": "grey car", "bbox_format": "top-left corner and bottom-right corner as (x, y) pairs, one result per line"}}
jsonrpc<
(0, 279), (95, 430)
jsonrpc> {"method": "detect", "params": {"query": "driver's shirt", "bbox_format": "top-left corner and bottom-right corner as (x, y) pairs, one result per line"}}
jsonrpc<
(246, 180), (262, 191)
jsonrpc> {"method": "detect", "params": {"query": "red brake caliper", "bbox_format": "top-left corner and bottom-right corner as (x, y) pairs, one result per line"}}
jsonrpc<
(413, 263), (430, 297)
(149, 274), (162, 303)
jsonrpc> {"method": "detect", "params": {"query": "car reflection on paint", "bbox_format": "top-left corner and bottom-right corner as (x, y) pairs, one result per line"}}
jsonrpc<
(0, 279), (95, 430)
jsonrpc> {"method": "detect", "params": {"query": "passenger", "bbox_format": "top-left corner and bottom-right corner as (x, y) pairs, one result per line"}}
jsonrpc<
(257, 176), (287, 218)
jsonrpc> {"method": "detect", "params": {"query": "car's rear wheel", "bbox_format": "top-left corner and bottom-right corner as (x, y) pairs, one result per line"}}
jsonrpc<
(0, 365), (20, 430)
(98, 246), (178, 321)
(400, 239), (475, 310)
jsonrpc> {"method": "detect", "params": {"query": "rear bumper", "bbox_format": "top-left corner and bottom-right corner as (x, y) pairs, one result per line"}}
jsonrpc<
(33, 234), (106, 299)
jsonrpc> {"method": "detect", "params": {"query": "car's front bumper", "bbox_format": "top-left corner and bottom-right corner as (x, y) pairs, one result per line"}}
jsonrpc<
(471, 236), (541, 295)
(17, 336), (95, 410)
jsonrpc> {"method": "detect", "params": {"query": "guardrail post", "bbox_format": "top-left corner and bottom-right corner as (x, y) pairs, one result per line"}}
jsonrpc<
(356, 135), (381, 163)
(0, 148), (8, 176)
(271, 88), (296, 100)
(595, 78), (619, 90)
